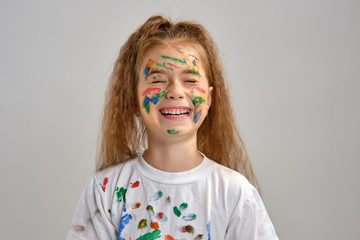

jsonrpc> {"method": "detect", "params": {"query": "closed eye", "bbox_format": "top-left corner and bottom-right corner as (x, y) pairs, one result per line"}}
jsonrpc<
(185, 80), (197, 83)
(152, 81), (166, 83)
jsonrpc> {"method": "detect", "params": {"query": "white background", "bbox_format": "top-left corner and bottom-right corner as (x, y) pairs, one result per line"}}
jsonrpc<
(1, 0), (359, 239)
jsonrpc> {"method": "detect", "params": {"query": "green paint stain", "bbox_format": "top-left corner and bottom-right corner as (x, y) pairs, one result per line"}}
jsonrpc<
(192, 96), (206, 106)
(136, 229), (161, 240)
(173, 206), (181, 217)
(179, 203), (188, 211)
(161, 55), (187, 65)
(156, 90), (166, 100)
(153, 76), (156, 79)
(115, 187), (127, 203)
(156, 63), (173, 71)
(144, 102), (150, 114)
(138, 219), (148, 229)
(146, 205), (154, 214)
(167, 129), (181, 135)
(184, 225), (195, 235)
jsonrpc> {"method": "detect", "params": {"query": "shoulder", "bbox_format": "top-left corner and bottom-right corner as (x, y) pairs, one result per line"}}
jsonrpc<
(206, 158), (257, 204)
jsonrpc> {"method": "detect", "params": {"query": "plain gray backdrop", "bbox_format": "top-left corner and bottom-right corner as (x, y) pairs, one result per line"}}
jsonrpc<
(1, 0), (359, 239)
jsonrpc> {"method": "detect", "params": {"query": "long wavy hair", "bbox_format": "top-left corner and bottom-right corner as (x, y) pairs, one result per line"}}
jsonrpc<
(97, 15), (259, 190)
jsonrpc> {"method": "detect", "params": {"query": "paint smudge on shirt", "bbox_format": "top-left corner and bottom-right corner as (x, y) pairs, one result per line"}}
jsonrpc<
(146, 205), (154, 214)
(136, 229), (161, 240)
(101, 177), (108, 192)
(133, 202), (141, 209)
(150, 221), (159, 230)
(72, 225), (85, 232)
(182, 214), (197, 221)
(207, 222), (211, 240)
(149, 191), (163, 201)
(115, 187), (127, 203)
(173, 206), (181, 217)
(167, 129), (181, 135)
(193, 109), (202, 124)
(164, 235), (177, 240)
(131, 181), (140, 188)
(179, 203), (188, 211)
(156, 212), (168, 222)
(181, 225), (195, 235)
(166, 196), (171, 203)
(118, 213), (132, 240)
(195, 234), (204, 239)
(138, 219), (148, 229)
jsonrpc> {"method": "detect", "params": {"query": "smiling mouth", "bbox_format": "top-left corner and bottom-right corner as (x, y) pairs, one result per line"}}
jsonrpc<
(159, 108), (191, 117)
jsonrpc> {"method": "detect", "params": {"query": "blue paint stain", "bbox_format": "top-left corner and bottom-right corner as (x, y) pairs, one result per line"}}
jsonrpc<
(194, 109), (202, 124)
(150, 95), (159, 104)
(207, 221), (211, 240)
(118, 213), (132, 240)
(192, 60), (196, 66)
(144, 66), (150, 76)
(144, 96), (150, 106)
(149, 191), (163, 201)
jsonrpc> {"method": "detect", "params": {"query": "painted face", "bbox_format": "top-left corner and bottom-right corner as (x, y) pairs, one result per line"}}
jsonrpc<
(137, 44), (213, 139)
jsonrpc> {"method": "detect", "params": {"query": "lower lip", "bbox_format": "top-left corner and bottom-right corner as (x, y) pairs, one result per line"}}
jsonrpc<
(159, 110), (192, 121)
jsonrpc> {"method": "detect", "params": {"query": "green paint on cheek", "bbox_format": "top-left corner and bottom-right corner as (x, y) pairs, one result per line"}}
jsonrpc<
(115, 187), (127, 203)
(144, 102), (150, 114)
(153, 76), (156, 79)
(167, 129), (181, 135)
(173, 206), (181, 217)
(156, 90), (166, 100)
(156, 62), (173, 70)
(192, 96), (206, 106)
(136, 229), (161, 240)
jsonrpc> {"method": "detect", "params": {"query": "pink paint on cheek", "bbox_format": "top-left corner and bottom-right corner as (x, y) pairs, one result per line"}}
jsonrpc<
(193, 87), (206, 93)
(141, 88), (162, 96)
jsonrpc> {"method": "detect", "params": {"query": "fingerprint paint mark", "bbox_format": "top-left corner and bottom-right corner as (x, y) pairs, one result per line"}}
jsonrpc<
(138, 219), (148, 229)
(194, 109), (202, 124)
(108, 209), (112, 214)
(149, 191), (163, 201)
(182, 214), (197, 221)
(131, 181), (140, 188)
(101, 177), (108, 192)
(195, 234), (204, 239)
(179, 203), (188, 211)
(166, 196), (171, 203)
(167, 129), (181, 135)
(156, 63), (173, 71)
(150, 221), (159, 230)
(133, 202), (141, 209)
(173, 206), (181, 217)
(161, 55), (187, 65)
(146, 205), (154, 214)
(181, 225), (195, 235)
(156, 212), (168, 222)
(136, 229), (161, 240)
(115, 187), (127, 203)
(141, 88), (161, 97)
(207, 222), (211, 240)
(72, 225), (85, 232)
(118, 213), (132, 240)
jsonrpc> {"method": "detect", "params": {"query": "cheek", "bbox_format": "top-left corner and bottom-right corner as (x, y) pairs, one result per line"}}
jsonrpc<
(191, 87), (207, 124)
(140, 88), (166, 114)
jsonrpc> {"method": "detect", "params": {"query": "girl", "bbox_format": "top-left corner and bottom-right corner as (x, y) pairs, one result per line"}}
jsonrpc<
(67, 15), (278, 240)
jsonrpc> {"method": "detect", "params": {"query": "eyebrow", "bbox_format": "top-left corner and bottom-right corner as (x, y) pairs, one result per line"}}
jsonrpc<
(182, 69), (200, 78)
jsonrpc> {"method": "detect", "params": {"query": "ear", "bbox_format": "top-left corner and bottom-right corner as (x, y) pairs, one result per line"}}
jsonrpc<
(207, 86), (213, 110)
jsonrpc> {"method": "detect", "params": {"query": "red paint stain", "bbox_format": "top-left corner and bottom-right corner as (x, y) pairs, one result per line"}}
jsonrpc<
(141, 88), (161, 96)
(156, 212), (164, 219)
(181, 225), (195, 235)
(165, 235), (178, 240)
(167, 63), (180, 69)
(133, 202), (141, 209)
(102, 177), (108, 192)
(193, 87), (206, 93)
(131, 181), (140, 188)
(151, 221), (159, 230)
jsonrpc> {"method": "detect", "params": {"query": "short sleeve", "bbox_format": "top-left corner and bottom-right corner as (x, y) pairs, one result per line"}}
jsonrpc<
(66, 177), (117, 240)
(224, 187), (279, 240)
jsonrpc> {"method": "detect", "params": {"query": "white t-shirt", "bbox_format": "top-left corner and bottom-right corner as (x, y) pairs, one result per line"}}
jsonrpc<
(67, 153), (278, 240)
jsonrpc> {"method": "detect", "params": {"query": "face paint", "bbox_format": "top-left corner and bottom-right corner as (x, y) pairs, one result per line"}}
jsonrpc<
(156, 62), (173, 71)
(190, 87), (207, 124)
(176, 48), (201, 77)
(161, 55), (187, 65)
(142, 88), (166, 114)
(167, 129), (181, 135)
(144, 58), (157, 80)
(194, 109), (202, 124)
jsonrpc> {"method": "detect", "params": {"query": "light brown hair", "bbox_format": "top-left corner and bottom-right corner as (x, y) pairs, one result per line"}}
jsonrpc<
(97, 15), (259, 190)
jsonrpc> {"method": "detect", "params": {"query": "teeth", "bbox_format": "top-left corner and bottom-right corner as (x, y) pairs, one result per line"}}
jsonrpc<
(160, 109), (190, 116)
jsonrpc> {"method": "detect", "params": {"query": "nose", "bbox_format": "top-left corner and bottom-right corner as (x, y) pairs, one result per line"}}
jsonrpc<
(166, 80), (185, 100)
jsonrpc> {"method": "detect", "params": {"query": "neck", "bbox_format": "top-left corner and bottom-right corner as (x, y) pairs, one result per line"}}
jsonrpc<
(143, 134), (203, 172)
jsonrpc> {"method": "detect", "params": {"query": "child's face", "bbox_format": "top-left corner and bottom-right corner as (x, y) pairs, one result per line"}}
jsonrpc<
(137, 44), (213, 140)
